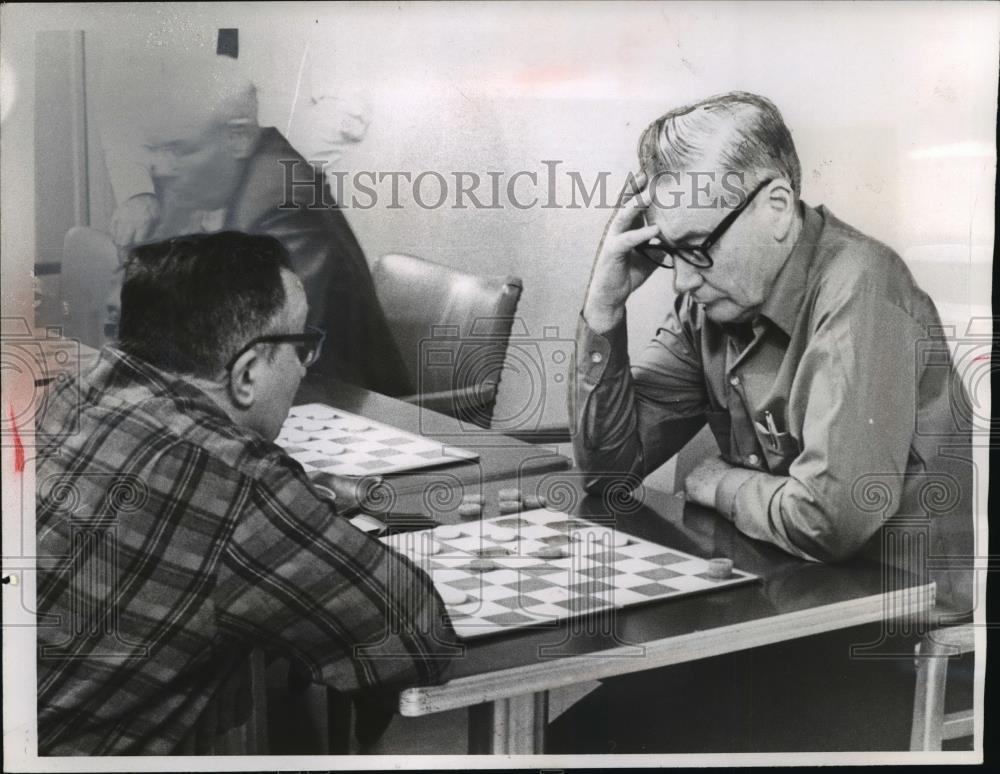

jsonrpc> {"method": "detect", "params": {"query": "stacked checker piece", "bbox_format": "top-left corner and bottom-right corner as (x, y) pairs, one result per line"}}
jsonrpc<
(382, 488), (757, 639)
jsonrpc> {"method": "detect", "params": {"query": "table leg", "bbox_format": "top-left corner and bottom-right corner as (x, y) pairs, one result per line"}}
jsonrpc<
(467, 691), (549, 754)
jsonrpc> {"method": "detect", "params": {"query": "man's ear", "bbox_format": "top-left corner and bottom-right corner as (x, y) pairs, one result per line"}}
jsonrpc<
(227, 347), (260, 409)
(224, 120), (261, 160)
(766, 178), (797, 241)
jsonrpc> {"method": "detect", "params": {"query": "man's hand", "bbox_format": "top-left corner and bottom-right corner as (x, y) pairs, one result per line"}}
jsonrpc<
(581, 171), (661, 333)
(110, 193), (160, 249)
(312, 472), (384, 514)
(683, 455), (738, 510)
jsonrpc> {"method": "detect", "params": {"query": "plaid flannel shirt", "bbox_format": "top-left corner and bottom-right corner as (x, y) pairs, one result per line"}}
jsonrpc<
(35, 347), (459, 755)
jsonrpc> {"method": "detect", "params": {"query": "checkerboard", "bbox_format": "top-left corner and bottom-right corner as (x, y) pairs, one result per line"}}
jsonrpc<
(382, 509), (758, 639)
(276, 403), (478, 477)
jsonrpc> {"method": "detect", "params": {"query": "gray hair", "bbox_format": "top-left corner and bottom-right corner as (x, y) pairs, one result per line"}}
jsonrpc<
(638, 91), (801, 197)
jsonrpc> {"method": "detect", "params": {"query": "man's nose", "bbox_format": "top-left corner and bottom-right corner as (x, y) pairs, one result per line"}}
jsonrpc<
(672, 259), (704, 294)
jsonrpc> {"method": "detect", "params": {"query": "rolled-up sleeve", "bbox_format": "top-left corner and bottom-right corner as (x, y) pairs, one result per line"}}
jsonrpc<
(570, 295), (709, 493)
(717, 283), (920, 562)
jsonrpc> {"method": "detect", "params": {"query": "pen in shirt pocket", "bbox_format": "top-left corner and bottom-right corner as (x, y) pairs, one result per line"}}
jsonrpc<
(754, 410), (787, 452)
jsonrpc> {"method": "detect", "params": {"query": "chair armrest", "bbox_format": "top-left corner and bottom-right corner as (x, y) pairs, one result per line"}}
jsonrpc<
(399, 383), (497, 416)
(502, 425), (573, 444)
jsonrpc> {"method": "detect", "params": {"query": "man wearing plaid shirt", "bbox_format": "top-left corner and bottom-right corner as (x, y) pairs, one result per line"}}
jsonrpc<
(35, 231), (459, 755)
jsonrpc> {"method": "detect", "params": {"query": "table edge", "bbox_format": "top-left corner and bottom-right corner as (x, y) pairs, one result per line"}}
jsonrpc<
(398, 582), (936, 716)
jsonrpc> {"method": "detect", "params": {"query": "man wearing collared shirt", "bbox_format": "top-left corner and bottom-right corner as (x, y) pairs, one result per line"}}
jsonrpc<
(555, 92), (973, 752)
(36, 232), (458, 755)
(573, 91), (971, 609)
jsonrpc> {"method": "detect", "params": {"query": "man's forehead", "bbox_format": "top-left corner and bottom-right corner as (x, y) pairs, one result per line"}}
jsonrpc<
(648, 172), (732, 239)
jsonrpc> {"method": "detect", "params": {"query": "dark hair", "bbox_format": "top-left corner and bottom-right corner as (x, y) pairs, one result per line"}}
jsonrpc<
(638, 91), (801, 197)
(118, 231), (291, 377)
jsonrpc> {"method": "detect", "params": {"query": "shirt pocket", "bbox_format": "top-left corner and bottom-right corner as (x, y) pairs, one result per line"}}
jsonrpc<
(761, 429), (800, 475)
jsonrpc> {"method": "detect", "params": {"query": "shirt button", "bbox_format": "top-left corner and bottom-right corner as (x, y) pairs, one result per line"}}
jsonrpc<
(590, 351), (604, 364)
(747, 454), (760, 467)
(729, 376), (740, 387)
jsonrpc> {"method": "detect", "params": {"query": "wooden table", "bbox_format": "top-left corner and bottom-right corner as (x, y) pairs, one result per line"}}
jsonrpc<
(389, 476), (937, 754)
(295, 375), (571, 497)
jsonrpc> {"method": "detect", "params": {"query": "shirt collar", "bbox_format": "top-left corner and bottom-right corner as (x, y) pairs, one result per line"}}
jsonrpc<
(89, 346), (233, 425)
(758, 202), (825, 336)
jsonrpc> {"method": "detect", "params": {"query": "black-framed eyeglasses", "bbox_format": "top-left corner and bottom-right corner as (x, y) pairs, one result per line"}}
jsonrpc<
(635, 178), (774, 270)
(225, 325), (326, 371)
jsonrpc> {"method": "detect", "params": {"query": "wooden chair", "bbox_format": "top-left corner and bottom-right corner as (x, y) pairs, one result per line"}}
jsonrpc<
(368, 253), (522, 428)
(910, 624), (975, 751)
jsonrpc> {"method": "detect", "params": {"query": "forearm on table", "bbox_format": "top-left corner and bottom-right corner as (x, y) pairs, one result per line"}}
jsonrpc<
(716, 466), (897, 563)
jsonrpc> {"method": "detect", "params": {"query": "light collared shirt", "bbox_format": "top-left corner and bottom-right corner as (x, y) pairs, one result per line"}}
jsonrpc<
(571, 203), (972, 611)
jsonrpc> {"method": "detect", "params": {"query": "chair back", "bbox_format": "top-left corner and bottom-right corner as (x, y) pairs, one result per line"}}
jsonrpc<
(369, 253), (523, 426)
(60, 227), (121, 348)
